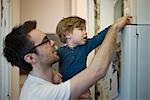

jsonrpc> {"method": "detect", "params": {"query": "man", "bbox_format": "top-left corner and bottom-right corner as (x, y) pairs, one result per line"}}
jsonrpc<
(3, 16), (131, 100)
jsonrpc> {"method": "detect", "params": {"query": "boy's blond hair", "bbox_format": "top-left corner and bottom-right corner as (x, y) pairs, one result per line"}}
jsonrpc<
(56, 16), (86, 43)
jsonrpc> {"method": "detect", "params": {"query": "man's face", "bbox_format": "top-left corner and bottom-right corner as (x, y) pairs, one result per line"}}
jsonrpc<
(28, 29), (60, 66)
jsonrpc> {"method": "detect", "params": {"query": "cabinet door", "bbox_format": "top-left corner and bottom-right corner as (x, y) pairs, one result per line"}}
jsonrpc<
(120, 26), (137, 99)
(137, 26), (150, 100)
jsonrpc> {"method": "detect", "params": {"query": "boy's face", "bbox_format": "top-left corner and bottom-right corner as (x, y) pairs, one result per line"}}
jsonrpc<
(69, 26), (87, 46)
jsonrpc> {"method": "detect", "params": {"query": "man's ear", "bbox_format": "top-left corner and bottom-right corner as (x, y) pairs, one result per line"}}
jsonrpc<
(24, 53), (36, 64)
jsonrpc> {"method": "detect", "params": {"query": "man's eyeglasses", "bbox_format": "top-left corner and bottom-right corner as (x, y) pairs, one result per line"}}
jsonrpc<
(24, 35), (50, 55)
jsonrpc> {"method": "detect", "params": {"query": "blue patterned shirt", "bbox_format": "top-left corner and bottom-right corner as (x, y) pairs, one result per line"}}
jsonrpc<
(57, 26), (110, 81)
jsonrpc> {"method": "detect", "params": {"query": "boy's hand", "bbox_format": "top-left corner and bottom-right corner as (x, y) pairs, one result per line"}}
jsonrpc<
(113, 16), (132, 32)
(52, 71), (62, 84)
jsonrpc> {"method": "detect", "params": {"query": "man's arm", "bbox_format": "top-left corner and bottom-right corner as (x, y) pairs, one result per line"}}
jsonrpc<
(69, 16), (132, 99)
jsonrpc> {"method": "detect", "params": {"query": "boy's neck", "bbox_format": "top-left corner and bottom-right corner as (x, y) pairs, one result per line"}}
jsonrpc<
(67, 41), (78, 48)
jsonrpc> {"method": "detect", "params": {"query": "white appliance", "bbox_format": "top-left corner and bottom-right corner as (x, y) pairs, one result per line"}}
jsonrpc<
(119, 0), (150, 99)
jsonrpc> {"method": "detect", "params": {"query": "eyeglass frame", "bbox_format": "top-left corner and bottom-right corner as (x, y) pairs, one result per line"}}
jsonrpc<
(23, 35), (50, 56)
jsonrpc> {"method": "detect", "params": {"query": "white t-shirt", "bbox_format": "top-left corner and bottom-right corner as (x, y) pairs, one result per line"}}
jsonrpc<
(20, 74), (71, 100)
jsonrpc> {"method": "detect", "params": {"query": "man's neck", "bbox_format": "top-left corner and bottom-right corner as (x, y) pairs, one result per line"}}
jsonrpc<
(30, 67), (53, 82)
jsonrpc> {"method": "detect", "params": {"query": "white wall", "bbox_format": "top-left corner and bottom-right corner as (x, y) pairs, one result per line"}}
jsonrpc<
(20, 0), (89, 33)
(0, 0), (1, 69)
(71, 0), (87, 20)
(20, 0), (71, 33)
(100, 0), (114, 30)
(10, 0), (20, 99)
(98, 0), (114, 99)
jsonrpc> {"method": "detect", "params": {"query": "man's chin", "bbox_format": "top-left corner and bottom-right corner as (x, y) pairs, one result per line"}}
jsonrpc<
(51, 57), (60, 64)
(80, 41), (86, 45)
(51, 60), (58, 65)
(55, 55), (60, 61)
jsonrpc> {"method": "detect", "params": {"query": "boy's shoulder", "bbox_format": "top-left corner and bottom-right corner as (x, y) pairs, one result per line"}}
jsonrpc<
(57, 44), (67, 50)
(57, 44), (69, 55)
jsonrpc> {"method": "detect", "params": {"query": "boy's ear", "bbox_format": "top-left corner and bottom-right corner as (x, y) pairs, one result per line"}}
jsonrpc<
(24, 53), (36, 64)
(64, 31), (72, 39)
